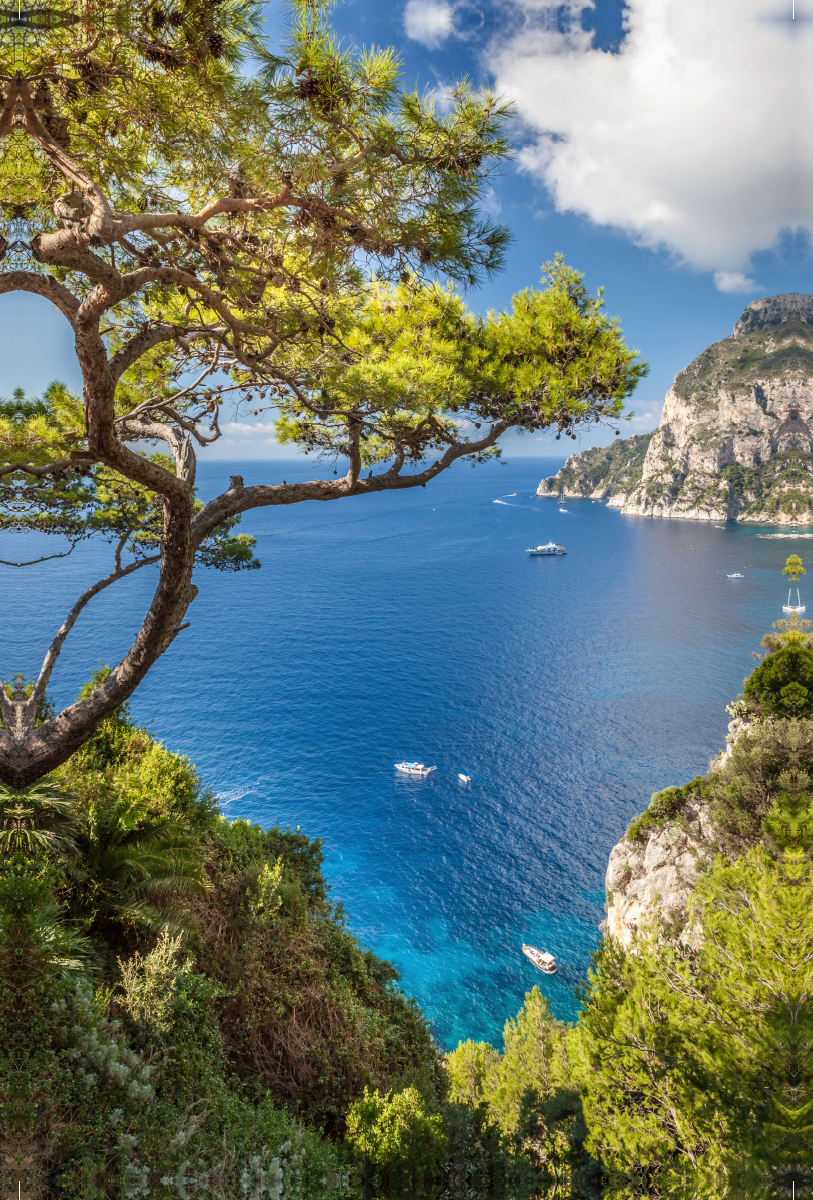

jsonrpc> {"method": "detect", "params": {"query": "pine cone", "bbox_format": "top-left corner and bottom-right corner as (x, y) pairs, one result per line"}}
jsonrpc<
(151, 8), (166, 29)
(208, 32), (225, 58)
(59, 77), (80, 102)
(143, 42), (184, 69)
(168, 10), (183, 24)
(43, 115), (71, 150)
(76, 58), (108, 94)
(293, 209), (311, 229)
(295, 73), (320, 101)
(331, 171), (348, 190)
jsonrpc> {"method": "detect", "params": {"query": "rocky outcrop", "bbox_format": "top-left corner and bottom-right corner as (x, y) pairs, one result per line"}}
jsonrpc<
(602, 797), (715, 949)
(602, 718), (755, 946)
(540, 293), (813, 524)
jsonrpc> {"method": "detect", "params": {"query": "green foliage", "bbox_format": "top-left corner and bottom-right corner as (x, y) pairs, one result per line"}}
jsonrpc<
(191, 812), (445, 1130)
(744, 644), (813, 717)
(446, 988), (596, 1199)
(273, 255), (646, 466)
(576, 848), (813, 1197)
(346, 1085), (447, 1199)
(784, 553), (806, 582)
(626, 775), (706, 842)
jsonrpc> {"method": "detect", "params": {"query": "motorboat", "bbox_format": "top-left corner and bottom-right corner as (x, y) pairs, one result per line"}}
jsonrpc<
(395, 761), (436, 776)
(522, 945), (557, 974)
(727, 573), (744, 579)
(458, 774), (471, 783)
(527, 542), (566, 556)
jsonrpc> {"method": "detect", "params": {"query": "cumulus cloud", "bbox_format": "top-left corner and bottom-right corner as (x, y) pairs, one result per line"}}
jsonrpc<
(713, 271), (761, 294)
(489, 0), (812, 281)
(403, 0), (456, 48)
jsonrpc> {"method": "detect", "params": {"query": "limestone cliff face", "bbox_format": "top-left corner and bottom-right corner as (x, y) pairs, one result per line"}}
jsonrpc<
(540, 293), (813, 524)
(602, 798), (714, 949)
(601, 718), (748, 946)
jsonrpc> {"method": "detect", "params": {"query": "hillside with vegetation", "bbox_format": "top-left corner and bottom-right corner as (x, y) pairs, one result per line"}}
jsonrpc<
(540, 294), (813, 523)
(7, 594), (813, 1199)
(538, 433), (653, 500)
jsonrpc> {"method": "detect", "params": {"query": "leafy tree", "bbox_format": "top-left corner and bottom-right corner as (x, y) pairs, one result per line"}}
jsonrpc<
(346, 1085), (447, 1199)
(744, 644), (813, 717)
(784, 554), (806, 582)
(577, 847), (813, 1198)
(0, 0), (646, 786)
(65, 788), (209, 935)
(446, 988), (594, 1199)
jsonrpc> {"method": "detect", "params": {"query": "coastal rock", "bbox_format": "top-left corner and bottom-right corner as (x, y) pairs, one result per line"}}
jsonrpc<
(602, 806), (712, 948)
(601, 716), (751, 947)
(540, 293), (813, 524)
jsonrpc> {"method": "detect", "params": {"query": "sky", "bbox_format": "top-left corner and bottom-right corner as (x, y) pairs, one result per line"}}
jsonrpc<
(5, 0), (813, 459)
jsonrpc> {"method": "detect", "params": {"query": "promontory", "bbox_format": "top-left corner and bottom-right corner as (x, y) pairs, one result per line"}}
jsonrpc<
(539, 293), (813, 523)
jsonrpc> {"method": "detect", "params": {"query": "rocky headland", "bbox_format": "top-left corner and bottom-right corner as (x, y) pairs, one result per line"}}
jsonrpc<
(601, 715), (754, 947)
(540, 293), (813, 524)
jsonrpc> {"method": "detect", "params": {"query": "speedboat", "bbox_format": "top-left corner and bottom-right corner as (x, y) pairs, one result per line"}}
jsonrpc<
(522, 945), (557, 974)
(727, 573), (744, 578)
(527, 542), (566, 556)
(458, 774), (471, 783)
(395, 761), (436, 776)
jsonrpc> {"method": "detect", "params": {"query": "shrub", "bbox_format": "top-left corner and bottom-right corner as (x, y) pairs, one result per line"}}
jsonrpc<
(744, 644), (813, 717)
(626, 776), (706, 842)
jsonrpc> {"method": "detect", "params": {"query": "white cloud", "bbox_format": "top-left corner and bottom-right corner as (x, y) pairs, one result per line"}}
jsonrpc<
(403, 0), (455, 48)
(713, 271), (760, 294)
(480, 185), (502, 217)
(489, 0), (813, 275)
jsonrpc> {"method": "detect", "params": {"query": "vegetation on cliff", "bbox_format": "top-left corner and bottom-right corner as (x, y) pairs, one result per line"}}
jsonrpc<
(541, 296), (813, 523)
(538, 433), (652, 499)
(445, 603), (813, 1198)
(5, 615), (813, 1198)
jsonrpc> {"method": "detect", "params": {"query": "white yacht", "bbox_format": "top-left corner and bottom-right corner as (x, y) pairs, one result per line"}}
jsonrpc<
(727, 573), (744, 579)
(458, 773), (471, 783)
(522, 945), (557, 974)
(395, 761), (436, 777)
(527, 541), (566, 556)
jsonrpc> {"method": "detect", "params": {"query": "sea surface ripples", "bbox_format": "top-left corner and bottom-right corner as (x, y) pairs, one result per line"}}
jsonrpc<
(0, 457), (795, 1045)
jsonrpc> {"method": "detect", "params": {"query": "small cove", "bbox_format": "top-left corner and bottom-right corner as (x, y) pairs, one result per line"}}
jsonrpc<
(0, 456), (796, 1045)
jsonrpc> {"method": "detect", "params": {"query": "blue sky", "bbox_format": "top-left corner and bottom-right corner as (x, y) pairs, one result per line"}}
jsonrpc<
(5, 0), (812, 458)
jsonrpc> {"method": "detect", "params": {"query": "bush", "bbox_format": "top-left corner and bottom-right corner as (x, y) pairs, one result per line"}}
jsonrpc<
(744, 644), (813, 717)
(626, 776), (706, 842)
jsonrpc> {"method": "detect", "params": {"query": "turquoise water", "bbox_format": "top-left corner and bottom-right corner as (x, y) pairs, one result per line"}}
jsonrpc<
(1, 457), (796, 1046)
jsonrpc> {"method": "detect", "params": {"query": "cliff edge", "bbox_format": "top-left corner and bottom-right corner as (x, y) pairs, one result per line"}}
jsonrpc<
(540, 293), (813, 524)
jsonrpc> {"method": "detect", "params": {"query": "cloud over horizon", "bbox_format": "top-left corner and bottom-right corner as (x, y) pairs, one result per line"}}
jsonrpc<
(488, 0), (812, 286)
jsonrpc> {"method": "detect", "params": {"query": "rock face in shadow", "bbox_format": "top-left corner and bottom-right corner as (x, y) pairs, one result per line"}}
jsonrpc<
(540, 293), (813, 524)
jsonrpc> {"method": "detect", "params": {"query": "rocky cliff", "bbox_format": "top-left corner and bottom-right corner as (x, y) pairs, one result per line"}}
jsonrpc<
(603, 796), (715, 948)
(601, 717), (749, 946)
(540, 293), (813, 524)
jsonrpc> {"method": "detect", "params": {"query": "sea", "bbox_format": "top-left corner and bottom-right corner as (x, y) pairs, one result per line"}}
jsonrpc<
(1, 457), (798, 1048)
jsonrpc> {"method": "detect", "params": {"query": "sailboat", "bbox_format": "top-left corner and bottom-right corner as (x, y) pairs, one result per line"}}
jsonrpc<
(558, 488), (568, 512)
(784, 588), (806, 615)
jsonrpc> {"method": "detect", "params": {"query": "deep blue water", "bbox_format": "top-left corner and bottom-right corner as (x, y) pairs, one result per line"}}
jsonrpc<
(1, 458), (799, 1046)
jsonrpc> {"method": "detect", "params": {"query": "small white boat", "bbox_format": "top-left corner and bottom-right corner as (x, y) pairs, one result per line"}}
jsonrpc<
(727, 573), (744, 578)
(527, 541), (566, 556)
(522, 944), (557, 974)
(458, 774), (471, 783)
(395, 761), (436, 777)
(784, 588), (806, 614)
